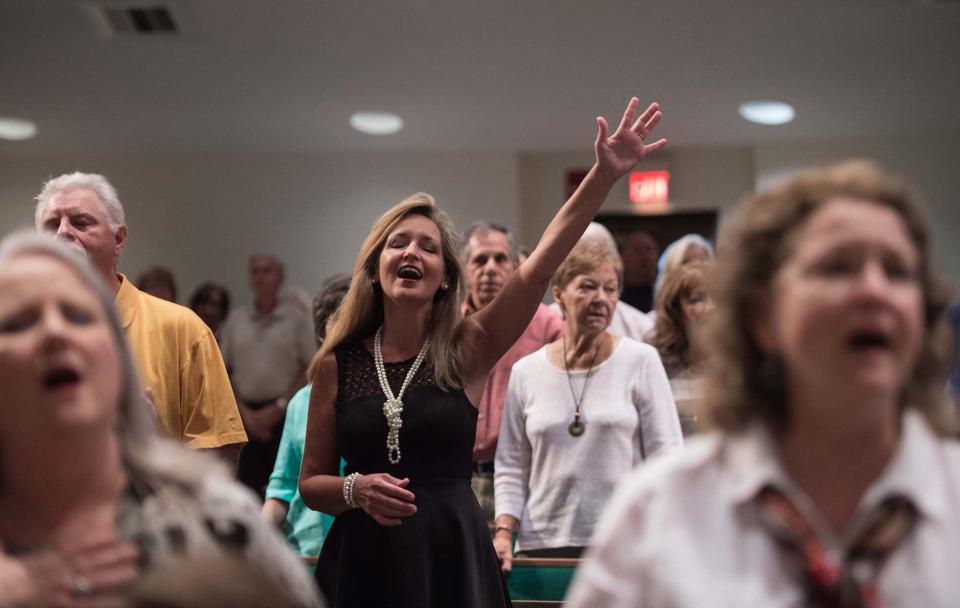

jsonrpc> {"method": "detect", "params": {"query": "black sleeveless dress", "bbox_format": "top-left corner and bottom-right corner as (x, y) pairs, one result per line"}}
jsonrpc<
(314, 342), (511, 608)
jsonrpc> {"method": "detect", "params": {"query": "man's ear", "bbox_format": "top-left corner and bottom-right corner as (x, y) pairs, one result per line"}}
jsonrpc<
(114, 225), (127, 257)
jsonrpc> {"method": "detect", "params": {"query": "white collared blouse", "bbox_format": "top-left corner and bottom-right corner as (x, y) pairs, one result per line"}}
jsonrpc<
(565, 410), (960, 608)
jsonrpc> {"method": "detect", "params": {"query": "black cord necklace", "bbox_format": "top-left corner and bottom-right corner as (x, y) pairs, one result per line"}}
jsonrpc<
(562, 333), (603, 437)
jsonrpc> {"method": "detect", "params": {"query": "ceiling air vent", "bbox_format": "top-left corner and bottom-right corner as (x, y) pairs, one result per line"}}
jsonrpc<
(85, 4), (180, 37)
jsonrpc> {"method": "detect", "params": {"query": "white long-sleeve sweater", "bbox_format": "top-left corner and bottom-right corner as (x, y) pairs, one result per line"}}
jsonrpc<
(494, 337), (683, 552)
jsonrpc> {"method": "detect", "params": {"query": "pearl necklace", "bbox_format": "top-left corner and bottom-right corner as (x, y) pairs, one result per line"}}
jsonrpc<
(373, 326), (430, 465)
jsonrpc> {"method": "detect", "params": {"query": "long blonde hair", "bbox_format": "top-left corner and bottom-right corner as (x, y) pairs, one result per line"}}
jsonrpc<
(308, 193), (475, 390)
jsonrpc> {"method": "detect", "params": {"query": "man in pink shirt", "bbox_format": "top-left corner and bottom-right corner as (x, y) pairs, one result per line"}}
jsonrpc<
(461, 220), (563, 522)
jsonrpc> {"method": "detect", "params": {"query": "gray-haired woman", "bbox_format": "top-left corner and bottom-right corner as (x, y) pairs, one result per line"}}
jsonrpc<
(0, 233), (321, 607)
(493, 240), (682, 572)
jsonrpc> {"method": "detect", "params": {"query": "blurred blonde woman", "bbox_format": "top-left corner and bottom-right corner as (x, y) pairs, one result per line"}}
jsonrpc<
(649, 261), (713, 434)
(0, 233), (320, 607)
(567, 160), (960, 607)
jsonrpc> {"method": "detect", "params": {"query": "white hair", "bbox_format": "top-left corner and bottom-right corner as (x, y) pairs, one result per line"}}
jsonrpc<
(578, 222), (624, 288)
(34, 172), (126, 232)
(654, 233), (715, 293)
(581, 222), (619, 255)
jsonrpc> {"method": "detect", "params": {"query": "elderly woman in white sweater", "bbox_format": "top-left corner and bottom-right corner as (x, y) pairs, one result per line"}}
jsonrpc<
(492, 240), (682, 572)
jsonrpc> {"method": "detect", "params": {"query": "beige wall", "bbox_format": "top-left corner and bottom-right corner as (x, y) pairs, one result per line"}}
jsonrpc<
(0, 152), (520, 306)
(3, 134), (958, 310)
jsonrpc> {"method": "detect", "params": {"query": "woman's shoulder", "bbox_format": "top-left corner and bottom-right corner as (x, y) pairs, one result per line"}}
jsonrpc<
(511, 343), (553, 375)
(125, 464), (262, 535)
(194, 471), (262, 514)
(621, 432), (723, 498)
(152, 474), (323, 605)
(932, 438), (960, 498)
(590, 434), (722, 545)
(332, 339), (367, 357)
(611, 335), (661, 364)
(906, 410), (960, 486)
(328, 340), (368, 378)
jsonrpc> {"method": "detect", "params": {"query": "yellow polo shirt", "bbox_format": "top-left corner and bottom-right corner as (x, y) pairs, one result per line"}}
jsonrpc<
(115, 275), (247, 448)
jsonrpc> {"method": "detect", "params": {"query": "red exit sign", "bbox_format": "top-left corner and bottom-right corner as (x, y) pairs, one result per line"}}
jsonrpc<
(629, 170), (670, 206)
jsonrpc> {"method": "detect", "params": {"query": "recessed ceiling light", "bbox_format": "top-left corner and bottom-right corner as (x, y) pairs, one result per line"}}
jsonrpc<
(0, 116), (37, 141)
(350, 111), (404, 136)
(738, 100), (795, 126)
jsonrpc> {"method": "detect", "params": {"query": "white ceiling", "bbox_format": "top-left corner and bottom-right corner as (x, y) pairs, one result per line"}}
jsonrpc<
(1, 0), (958, 157)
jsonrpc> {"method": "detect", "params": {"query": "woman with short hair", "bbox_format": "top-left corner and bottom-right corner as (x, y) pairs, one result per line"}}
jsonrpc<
(567, 160), (960, 607)
(493, 240), (682, 572)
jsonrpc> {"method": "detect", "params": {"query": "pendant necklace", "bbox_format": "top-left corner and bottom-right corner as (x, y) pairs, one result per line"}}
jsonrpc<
(373, 325), (430, 464)
(562, 334), (603, 437)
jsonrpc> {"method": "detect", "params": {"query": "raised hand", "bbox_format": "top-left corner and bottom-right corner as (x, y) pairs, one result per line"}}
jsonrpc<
(594, 98), (667, 182)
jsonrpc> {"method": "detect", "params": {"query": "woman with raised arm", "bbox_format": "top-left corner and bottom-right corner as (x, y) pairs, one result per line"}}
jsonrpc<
(566, 160), (960, 607)
(299, 98), (666, 607)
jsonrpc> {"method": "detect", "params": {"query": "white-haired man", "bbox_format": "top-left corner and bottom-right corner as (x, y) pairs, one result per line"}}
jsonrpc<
(34, 172), (247, 463)
(461, 220), (563, 522)
(549, 222), (654, 340)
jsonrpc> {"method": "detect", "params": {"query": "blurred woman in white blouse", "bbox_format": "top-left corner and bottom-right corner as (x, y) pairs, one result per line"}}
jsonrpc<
(567, 160), (960, 607)
(493, 241), (682, 573)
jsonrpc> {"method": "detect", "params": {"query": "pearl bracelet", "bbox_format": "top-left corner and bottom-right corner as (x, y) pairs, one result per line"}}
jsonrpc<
(342, 472), (362, 509)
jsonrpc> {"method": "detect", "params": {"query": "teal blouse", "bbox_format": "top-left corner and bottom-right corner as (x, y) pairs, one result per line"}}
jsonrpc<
(265, 384), (335, 558)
